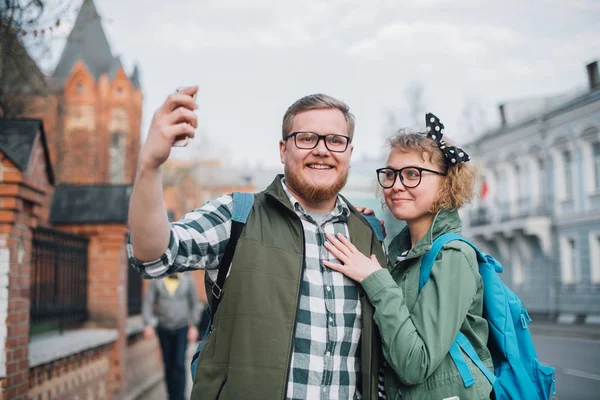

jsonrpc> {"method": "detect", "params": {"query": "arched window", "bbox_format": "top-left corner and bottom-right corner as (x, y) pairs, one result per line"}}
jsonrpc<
(563, 150), (573, 199)
(109, 132), (125, 183)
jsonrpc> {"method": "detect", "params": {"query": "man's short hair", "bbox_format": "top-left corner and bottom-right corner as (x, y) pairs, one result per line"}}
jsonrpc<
(282, 93), (355, 140)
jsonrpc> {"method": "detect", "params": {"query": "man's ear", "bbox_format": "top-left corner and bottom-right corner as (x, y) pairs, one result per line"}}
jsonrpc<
(279, 140), (286, 164)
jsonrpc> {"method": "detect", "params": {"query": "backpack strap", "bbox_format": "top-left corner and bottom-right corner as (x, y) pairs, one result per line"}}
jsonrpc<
(192, 192), (254, 380)
(419, 232), (464, 292)
(419, 232), (496, 388)
(360, 213), (385, 242)
(210, 192), (254, 319)
(455, 332), (497, 385)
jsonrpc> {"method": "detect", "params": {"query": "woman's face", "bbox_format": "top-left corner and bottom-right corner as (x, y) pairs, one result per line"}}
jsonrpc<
(382, 149), (445, 223)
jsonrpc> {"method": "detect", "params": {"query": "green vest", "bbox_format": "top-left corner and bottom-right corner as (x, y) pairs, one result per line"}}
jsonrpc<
(191, 176), (386, 399)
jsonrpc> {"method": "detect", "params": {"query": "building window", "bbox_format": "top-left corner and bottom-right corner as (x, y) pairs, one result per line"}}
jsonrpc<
(514, 164), (521, 201)
(511, 241), (525, 286)
(537, 157), (546, 206)
(591, 233), (600, 285)
(593, 142), (600, 191)
(516, 164), (530, 214)
(109, 132), (125, 183)
(563, 150), (573, 200)
(560, 237), (578, 285)
(76, 82), (84, 92)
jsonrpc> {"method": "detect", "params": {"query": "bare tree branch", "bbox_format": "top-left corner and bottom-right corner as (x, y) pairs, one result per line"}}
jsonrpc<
(0, 0), (72, 117)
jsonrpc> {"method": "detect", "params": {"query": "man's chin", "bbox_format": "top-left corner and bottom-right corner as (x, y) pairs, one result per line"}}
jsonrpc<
(285, 165), (349, 204)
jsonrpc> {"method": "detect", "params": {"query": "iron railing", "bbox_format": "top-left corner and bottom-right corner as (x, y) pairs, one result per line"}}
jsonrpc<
(30, 227), (89, 333)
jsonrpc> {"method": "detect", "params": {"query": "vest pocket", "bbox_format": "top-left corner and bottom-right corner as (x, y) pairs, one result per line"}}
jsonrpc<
(215, 375), (228, 399)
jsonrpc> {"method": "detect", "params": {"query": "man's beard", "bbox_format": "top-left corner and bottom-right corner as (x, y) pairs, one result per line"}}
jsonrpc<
(284, 163), (349, 204)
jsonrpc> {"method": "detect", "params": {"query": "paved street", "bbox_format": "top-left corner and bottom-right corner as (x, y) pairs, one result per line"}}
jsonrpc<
(533, 334), (600, 400)
(140, 333), (599, 399)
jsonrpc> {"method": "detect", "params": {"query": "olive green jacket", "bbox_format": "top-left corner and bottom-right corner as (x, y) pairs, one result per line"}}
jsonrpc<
(361, 209), (493, 400)
(191, 176), (387, 399)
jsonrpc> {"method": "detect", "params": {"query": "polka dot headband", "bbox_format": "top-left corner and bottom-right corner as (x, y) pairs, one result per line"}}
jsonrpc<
(425, 112), (470, 165)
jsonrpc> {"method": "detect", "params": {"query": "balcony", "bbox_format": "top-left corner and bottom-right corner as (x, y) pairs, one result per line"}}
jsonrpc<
(466, 198), (553, 254)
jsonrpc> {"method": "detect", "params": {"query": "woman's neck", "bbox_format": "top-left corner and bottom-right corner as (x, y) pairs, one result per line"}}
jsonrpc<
(407, 214), (435, 248)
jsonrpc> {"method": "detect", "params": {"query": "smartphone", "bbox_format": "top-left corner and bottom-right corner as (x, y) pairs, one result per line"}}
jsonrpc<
(172, 87), (197, 147)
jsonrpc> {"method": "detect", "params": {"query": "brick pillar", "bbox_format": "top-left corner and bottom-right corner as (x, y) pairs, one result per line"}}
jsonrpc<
(57, 224), (128, 396)
(0, 158), (38, 399)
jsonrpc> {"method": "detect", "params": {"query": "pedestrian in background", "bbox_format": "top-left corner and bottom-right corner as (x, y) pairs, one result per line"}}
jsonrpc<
(143, 272), (201, 400)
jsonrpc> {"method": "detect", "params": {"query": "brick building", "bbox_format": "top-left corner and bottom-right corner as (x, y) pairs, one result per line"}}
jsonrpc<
(0, 0), (257, 398)
(0, 0), (159, 398)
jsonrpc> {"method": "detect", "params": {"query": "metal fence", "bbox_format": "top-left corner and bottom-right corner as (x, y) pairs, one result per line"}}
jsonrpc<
(30, 227), (89, 333)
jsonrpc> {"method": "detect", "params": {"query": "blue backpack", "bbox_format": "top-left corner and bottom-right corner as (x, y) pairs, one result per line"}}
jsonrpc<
(420, 232), (556, 400)
(190, 192), (385, 379)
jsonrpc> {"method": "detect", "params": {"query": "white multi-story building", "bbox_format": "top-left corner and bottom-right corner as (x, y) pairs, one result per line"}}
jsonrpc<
(464, 61), (600, 323)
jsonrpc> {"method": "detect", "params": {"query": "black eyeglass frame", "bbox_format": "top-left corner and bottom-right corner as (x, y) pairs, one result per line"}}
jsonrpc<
(376, 166), (447, 189)
(285, 131), (351, 153)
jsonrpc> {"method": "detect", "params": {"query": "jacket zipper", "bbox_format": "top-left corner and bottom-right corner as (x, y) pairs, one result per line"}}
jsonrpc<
(215, 375), (228, 399)
(283, 226), (305, 398)
(266, 193), (305, 398)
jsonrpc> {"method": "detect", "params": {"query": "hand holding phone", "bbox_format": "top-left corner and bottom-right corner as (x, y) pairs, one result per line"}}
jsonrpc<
(173, 86), (197, 147)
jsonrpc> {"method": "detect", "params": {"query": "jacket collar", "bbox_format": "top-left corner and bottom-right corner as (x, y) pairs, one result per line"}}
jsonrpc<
(389, 208), (462, 263)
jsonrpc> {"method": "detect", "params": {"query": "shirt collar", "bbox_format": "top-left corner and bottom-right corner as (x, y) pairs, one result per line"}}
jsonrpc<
(280, 177), (350, 219)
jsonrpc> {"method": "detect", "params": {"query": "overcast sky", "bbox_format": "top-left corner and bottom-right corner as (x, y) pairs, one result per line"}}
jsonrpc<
(40, 0), (600, 169)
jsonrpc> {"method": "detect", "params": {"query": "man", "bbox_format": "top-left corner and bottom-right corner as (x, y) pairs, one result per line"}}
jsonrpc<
(128, 89), (387, 399)
(142, 272), (201, 400)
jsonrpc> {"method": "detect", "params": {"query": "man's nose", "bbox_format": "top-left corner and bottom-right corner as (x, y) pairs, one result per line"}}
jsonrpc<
(311, 137), (329, 155)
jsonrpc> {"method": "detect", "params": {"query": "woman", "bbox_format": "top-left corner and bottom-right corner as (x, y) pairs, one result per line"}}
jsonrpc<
(323, 113), (494, 399)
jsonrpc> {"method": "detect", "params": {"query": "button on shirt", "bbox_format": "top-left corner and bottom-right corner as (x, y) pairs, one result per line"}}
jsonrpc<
(127, 178), (363, 400)
(278, 181), (363, 400)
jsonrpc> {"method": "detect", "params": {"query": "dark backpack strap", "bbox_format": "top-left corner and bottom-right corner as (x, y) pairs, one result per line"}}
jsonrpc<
(360, 213), (385, 242)
(209, 192), (254, 319)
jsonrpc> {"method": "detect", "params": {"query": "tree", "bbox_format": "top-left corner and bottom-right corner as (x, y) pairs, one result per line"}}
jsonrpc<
(0, 0), (71, 117)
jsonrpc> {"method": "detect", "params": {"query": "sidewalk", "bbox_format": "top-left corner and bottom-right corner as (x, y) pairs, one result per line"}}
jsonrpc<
(530, 321), (600, 340)
(137, 344), (196, 400)
(137, 321), (599, 399)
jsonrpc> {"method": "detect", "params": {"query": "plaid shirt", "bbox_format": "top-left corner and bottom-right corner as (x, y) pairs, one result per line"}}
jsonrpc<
(127, 179), (363, 399)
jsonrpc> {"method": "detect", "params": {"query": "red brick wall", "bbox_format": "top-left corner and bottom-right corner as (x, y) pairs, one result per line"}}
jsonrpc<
(29, 344), (113, 400)
(0, 129), (53, 399)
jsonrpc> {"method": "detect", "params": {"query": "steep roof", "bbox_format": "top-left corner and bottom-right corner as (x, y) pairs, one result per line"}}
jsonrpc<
(50, 184), (132, 224)
(0, 119), (55, 184)
(52, 0), (121, 85)
(130, 64), (141, 89)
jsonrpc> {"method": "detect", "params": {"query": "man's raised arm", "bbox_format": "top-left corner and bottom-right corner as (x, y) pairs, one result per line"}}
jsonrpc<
(128, 86), (198, 262)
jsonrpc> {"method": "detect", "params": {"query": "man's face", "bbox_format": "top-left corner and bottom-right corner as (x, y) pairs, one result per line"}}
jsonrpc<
(280, 108), (353, 206)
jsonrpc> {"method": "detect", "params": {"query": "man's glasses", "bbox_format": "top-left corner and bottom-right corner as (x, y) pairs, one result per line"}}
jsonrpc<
(376, 166), (446, 189)
(285, 132), (351, 153)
